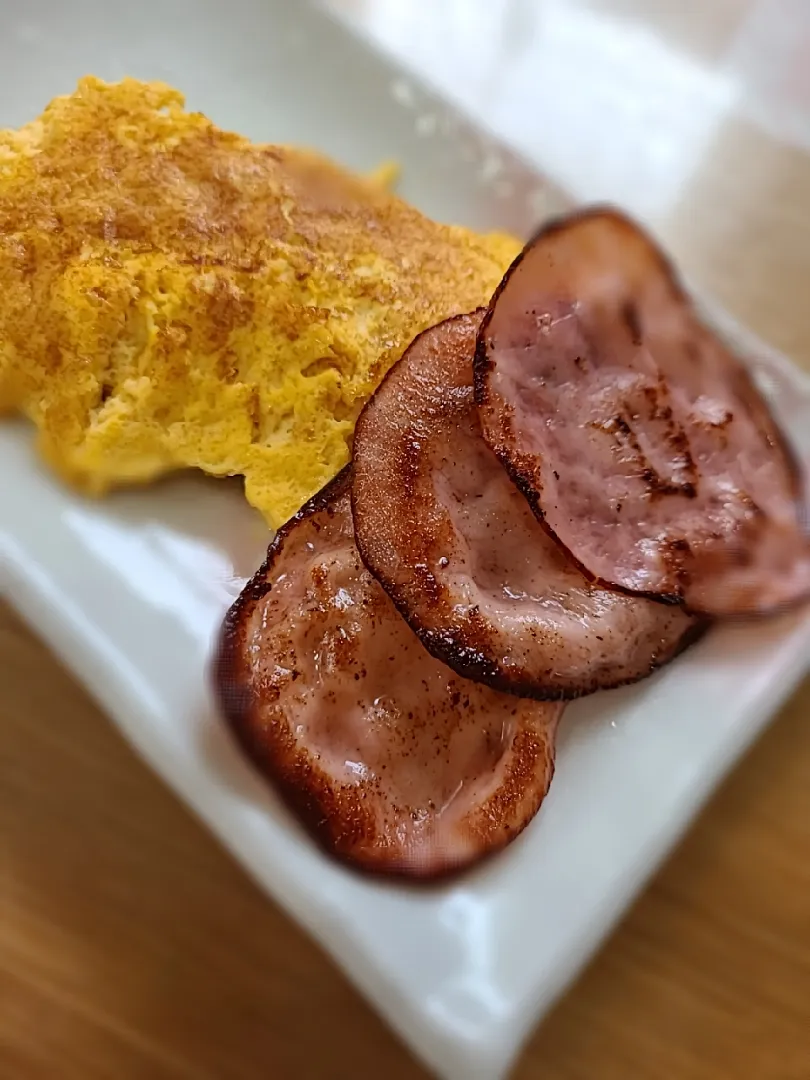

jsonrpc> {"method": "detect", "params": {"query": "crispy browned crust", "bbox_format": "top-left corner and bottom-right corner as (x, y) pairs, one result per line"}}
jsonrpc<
(374, 613), (707, 701)
(214, 465), (561, 881)
(473, 206), (809, 617)
(424, 610), (706, 695)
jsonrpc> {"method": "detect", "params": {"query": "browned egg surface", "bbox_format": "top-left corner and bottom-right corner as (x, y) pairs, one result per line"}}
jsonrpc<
(0, 77), (520, 526)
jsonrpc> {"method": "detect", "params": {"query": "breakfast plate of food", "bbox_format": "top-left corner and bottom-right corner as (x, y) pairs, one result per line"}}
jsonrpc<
(2, 2), (810, 1078)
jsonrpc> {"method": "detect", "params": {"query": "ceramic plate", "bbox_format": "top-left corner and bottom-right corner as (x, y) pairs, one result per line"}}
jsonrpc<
(2, 3), (810, 1078)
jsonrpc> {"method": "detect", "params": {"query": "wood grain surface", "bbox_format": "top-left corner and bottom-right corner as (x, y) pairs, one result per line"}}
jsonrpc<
(2, 2), (810, 1078)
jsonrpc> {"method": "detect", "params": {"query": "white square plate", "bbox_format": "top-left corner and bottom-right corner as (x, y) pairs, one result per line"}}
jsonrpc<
(2, 3), (809, 1078)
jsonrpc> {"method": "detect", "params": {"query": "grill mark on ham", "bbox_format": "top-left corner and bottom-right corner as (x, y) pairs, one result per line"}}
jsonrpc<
(352, 311), (701, 701)
(215, 467), (562, 879)
(475, 207), (810, 616)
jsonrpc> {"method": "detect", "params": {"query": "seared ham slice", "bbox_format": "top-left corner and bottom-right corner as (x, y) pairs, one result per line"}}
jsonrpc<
(475, 208), (810, 616)
(352, 312), (699, 700)
(215, 468), (562, 879)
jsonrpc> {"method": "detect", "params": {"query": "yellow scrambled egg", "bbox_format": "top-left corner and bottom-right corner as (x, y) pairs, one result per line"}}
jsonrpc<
(0, 78), (520, 527)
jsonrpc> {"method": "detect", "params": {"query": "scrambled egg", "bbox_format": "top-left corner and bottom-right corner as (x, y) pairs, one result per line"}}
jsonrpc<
(0, 78), (520, 527)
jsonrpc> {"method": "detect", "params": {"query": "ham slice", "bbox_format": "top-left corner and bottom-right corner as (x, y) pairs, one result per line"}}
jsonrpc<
(475, 208), (810, 616)
(352, 312), (700, 700)
(215, 467), (562, 879)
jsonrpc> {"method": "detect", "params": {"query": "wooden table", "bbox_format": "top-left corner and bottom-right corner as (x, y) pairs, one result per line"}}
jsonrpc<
(2, 2), (809, 1077)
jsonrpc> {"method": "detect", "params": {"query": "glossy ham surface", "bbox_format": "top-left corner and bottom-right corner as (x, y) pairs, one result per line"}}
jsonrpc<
(352, 312), (700, 700)
(215, 468), (562, 879)
(475, 208), (810, 616)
